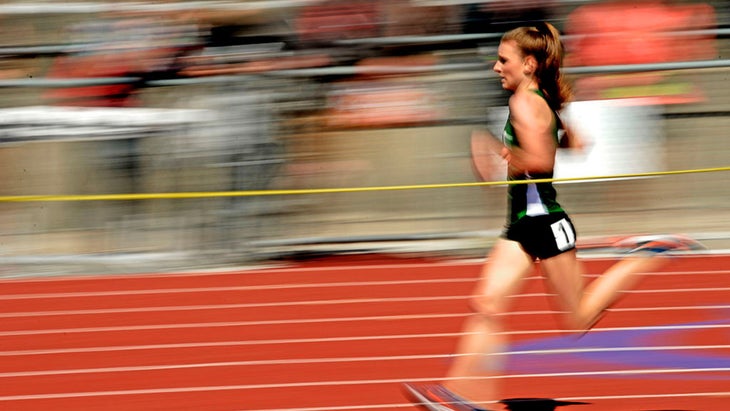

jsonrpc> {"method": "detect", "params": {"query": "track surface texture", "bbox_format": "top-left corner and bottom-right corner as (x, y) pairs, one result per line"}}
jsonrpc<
(1, 253), (728, 410)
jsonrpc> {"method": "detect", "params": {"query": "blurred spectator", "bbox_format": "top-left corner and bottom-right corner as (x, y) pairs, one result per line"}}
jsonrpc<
(462, 0), (557, 34)
(565, 0), (717, 104)
(295, 0), (380, 46)
(566, 0), (716, 67)
(177, 5), (334, 77)
(325, 80), (443, 129)
(324, 55), (445, 129)
(380, 0), (461, 36)
(43, 14), (199, 107)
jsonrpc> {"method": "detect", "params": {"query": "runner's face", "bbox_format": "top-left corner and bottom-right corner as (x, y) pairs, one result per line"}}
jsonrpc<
(494, 40), (527, 92)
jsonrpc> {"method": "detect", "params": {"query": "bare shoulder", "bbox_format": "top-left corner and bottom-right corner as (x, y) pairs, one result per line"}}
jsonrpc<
(509, 89), (551, 125)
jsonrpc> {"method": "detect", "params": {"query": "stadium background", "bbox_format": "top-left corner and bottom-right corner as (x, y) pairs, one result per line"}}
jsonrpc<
(0, 0), (726, 275)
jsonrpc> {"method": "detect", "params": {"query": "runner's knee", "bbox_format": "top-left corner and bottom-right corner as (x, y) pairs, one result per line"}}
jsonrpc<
(468, 294), (503, 318)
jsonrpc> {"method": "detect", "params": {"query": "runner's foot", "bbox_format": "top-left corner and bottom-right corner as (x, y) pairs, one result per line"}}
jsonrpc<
(613, 234), (706, 254)
(402, 383), (490, 411)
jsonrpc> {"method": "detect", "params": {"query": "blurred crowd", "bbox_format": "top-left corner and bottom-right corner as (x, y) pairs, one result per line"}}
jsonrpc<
(0, 1), (723, 110)
(0, 0), (726, 263)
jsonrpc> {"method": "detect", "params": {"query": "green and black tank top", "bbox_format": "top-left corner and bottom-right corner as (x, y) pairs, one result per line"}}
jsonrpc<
(502, 89), (564, 224)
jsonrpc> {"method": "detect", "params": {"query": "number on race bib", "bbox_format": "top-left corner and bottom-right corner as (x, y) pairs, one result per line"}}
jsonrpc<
(551, 218), (576, 251)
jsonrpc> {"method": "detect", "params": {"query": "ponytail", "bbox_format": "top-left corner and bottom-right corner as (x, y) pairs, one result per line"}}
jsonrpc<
(502, 22), (572, 112)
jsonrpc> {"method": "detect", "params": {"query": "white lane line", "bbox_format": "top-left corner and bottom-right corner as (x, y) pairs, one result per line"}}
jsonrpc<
(559, 390), (730, 402)
(0, 312), (470, 337)
(1, 294), (728, 320)
(3, 322), (729, 356)
(623, 287), (730, 294)
(2, 303), (730, 337)
(0, 287), (727, 319)
(0, 295), (470, 318)
(0, 333), (467, 356)
(1, 370), (729, 402)
(507, 304), (730, 319)
(503, 323), (730, 336)
(2, 345), (730, 378)
(0, 279), (476, 301)
(0, 269), (727, 300)
(607, 304), (730, 312)
(508, 344), (730, 356)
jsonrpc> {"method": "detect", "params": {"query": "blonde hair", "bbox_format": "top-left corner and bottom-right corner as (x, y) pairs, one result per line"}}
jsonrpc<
(502, 22), (572, 111)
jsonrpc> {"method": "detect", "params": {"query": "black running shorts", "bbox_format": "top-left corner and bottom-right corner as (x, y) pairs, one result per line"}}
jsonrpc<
(502, 212), (577, 260)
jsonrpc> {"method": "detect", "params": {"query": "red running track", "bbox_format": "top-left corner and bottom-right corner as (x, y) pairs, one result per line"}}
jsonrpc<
(0, 254), (729, 410)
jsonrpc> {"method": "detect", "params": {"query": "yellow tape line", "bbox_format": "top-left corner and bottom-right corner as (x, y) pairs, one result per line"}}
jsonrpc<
(0, 166), (728, 203)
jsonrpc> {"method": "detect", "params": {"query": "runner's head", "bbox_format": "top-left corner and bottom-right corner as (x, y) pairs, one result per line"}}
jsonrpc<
(499, 22), (572, 111)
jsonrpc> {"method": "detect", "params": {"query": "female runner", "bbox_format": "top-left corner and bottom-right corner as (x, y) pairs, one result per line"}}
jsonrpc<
(403, 21), (702, 411)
